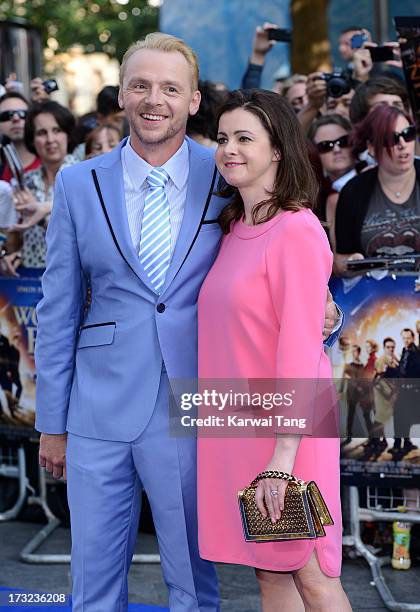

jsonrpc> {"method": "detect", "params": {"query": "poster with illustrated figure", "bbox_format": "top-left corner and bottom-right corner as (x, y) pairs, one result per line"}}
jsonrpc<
(330, 273), (420, 486)
(0, 277), (42, 439)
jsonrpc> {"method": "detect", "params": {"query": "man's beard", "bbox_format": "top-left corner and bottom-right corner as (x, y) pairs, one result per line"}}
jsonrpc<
(132, 117), (187, 147)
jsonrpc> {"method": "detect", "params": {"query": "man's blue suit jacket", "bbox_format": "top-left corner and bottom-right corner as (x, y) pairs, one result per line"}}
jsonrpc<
(35, 137), (226, 442)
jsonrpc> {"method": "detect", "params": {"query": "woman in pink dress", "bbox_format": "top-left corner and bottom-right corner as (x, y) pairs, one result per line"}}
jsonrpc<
(197, 90), (351, 611)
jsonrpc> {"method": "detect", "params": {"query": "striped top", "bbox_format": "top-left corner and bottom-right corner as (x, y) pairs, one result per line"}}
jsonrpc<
(122, 138), (189, 256)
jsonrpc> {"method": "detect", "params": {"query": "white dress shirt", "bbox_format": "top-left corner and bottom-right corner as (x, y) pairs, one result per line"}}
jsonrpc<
(122, 138), (189, 256)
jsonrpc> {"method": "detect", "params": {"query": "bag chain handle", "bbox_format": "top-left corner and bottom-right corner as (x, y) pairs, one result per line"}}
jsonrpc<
(250, 470), (305, 487)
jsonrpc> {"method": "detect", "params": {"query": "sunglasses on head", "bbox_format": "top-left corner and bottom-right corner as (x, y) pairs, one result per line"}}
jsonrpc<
(315, 135), (349, 154)
(387, 125), (416, 146)
(0, 109), (27, 122)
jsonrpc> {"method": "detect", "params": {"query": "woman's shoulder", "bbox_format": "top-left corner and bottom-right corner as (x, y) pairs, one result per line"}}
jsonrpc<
(60, 154), (80, 170)
(277, 208), (325, 234)
(269, 208), (330, 249)
(340, 165), (378, 196)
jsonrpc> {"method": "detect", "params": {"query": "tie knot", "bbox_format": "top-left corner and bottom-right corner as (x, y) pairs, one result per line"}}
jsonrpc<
(147, 167), (169, 189)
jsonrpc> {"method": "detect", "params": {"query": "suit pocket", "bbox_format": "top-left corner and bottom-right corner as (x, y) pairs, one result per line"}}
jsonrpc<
(78, 322), (116, 348)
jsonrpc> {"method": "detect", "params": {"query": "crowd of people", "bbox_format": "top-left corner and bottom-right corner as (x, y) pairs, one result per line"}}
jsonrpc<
(0, 81), (129, 276)
(0, 24), (418, 281)
(0, 21), (419, 612)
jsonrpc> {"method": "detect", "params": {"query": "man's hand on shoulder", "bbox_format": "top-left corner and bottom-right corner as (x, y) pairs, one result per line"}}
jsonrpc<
(323, 289), (339, 340)
(39, 432), (67, 480)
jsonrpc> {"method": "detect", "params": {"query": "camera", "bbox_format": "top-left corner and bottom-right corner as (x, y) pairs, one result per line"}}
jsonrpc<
(43, 78), (59, 94)
(319, 70), (351, 99)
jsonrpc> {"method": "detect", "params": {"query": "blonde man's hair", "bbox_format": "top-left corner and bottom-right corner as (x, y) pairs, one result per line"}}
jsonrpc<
(282, 74), (308, 99)
(120, 32), (199, 90)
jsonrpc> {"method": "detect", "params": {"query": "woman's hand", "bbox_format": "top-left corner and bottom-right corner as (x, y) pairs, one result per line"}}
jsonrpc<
(11, 194), (52, 231)
(0, 251), (21, 277)
(333, 252), (364, 277)
(13, 187), (39, 215)
(255, 475), (288, 523)
(352, 48), (373, 82)
(255, 436), (300, 523)
(30, 77), (50, 103)
(305, 72), (327, 111)
(323, 289), (339, 340)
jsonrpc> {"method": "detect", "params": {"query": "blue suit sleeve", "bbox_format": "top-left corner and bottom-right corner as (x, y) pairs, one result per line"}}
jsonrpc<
(35, 170), (84, 434)
(323, 304), (344, 348)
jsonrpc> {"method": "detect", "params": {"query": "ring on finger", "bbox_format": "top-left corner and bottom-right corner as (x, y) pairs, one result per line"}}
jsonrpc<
(270, 489), (279, 497)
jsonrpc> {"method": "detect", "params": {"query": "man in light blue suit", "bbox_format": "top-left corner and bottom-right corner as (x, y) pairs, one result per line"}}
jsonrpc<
(35, 33), (341, 611)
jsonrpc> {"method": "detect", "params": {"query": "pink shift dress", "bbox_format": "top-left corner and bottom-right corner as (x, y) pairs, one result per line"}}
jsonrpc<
(197, 209), (342, 576)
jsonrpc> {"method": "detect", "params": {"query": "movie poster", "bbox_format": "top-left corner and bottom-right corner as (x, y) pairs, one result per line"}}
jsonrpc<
(0, 277), (41, 439)
(330, 273), (420, 486)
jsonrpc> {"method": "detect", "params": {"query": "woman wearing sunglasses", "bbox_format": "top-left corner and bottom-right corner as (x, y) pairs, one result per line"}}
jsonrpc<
(335, 105), (420, 276)
(308, 115), (355, 252)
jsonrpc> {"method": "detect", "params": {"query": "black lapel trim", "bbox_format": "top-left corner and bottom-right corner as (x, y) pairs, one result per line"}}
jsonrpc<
(91, 169), (138, 279)
(172, 165), (218, 281)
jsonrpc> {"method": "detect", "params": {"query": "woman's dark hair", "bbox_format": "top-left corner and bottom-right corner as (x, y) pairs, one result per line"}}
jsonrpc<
(307, 113), (352, 142)
(96, 85), (120, 117)
(217, 89), (318, 234)
(186, 80), (227, 142)
(350, 104), (414, 163)
(24, 101), (76, 154)
(0, 91), (29, 107)
(73, 112), (100, 145)
(349, 76), (410, 125)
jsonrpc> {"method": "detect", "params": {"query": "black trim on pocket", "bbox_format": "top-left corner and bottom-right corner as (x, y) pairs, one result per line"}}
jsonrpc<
(202, 219), (219, 225)
(80, 322), (116, 331)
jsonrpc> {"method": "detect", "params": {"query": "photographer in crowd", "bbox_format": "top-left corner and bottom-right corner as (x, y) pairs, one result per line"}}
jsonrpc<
(298, 71), (356, 133)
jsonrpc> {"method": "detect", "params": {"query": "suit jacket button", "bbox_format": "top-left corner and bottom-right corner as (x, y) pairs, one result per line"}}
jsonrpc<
(156, 303), (166, 313)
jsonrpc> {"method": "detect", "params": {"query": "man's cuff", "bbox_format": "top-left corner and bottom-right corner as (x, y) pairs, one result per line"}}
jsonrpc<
(323, 304), (344, 348)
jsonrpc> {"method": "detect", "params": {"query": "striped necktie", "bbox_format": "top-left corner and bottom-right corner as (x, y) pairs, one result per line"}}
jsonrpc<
(139, 167), (171, 292)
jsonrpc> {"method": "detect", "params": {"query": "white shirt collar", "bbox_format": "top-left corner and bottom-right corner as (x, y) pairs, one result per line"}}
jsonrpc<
(122, 137), (189, 191)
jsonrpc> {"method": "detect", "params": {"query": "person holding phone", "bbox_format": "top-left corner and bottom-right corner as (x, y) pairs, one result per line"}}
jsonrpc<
(3, 101), (78, 275)
(197, 89), (350, 612)
(338, 26), (372, 67)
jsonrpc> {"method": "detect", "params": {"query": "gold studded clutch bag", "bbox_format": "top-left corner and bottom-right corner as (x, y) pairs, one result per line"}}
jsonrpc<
(238, 470), (334, 542)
